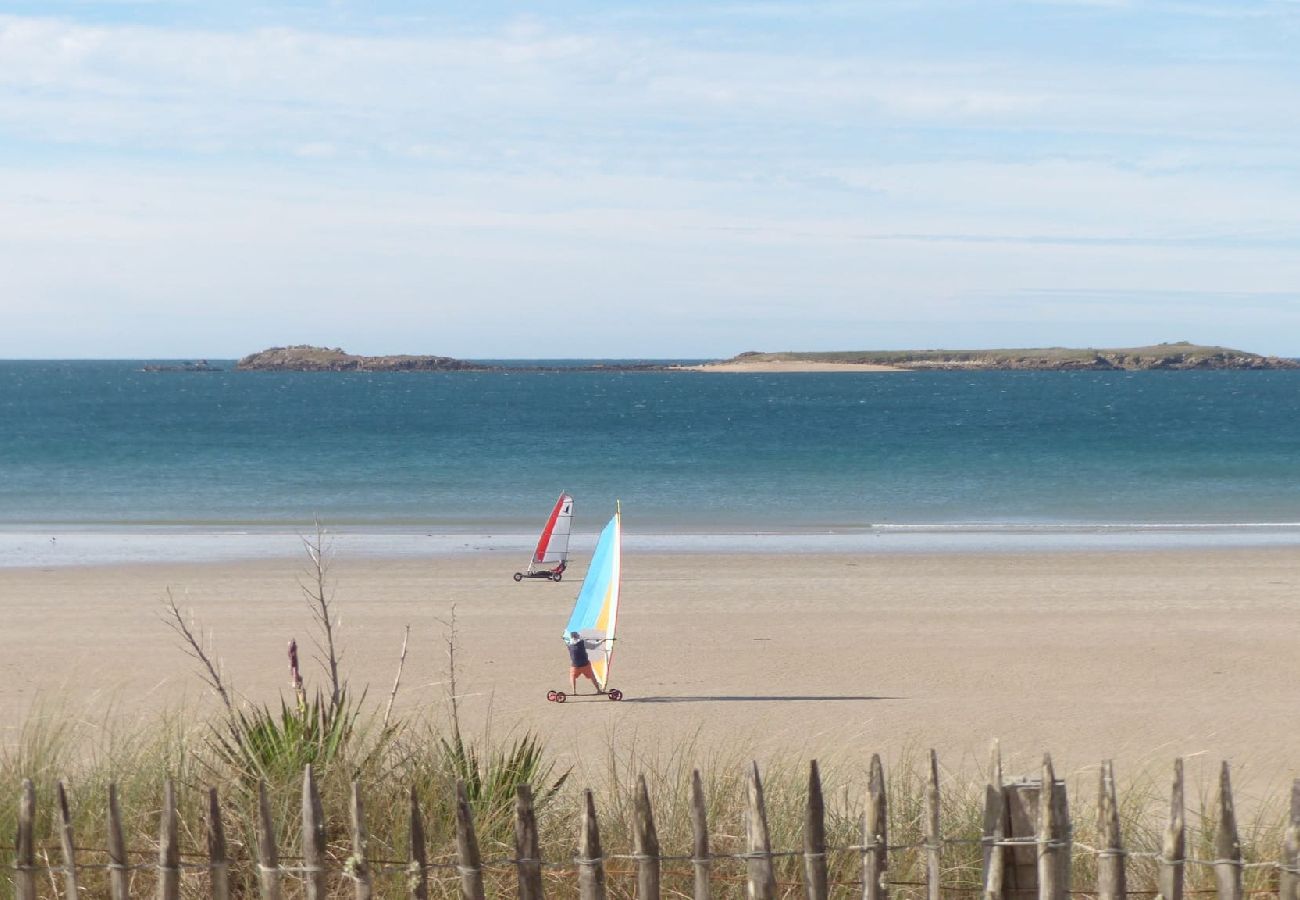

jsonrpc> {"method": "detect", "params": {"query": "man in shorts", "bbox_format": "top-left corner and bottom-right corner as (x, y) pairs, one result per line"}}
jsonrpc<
(566, 630), (605, 694)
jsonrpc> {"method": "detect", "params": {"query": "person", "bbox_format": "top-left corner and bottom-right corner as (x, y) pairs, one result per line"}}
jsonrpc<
(566, 630), (605, 694)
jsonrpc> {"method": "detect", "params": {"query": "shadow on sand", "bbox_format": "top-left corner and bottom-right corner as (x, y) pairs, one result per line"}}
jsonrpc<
(623, 694), (900, 704)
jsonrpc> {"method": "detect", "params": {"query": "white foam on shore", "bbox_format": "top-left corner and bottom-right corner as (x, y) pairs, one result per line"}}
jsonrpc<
(3, 523), (1300, 568)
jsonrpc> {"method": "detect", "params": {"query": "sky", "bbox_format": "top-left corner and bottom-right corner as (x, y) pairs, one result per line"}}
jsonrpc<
(0, 0), (1298, 359)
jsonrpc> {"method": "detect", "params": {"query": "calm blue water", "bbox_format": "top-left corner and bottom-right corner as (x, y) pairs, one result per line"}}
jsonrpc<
(2, 361), (1299, 531)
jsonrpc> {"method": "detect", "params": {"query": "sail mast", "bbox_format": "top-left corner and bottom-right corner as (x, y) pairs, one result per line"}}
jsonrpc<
(605, 501), (622, 680)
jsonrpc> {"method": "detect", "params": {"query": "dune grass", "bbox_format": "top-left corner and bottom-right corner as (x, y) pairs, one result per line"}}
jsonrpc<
(1, 710), (1293, 899)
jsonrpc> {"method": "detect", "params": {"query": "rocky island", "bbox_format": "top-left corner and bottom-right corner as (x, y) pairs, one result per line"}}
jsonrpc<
(689, 342), (1299, 372)
(236, 346), (490, 372)
(234, 346), (663, 372)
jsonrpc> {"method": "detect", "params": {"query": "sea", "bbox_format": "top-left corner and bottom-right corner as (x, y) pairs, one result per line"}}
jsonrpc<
(2, 360), (1299, 566)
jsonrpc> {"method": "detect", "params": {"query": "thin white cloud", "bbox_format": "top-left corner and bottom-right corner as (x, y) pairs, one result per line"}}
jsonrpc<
(0, 7), (1297, 355)
(1, 13), (1294, 162)
(1017, 0), (1298, 16)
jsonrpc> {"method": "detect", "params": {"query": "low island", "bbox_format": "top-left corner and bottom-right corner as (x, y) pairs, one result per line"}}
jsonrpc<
(686, 342), (1298, 372)
(234, 342), (1298, 373)
(234, 345), (662, 372)
(236, 346), (489, 372)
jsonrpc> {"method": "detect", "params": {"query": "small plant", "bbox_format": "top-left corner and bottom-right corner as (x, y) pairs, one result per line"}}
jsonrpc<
(440, 732), (569, 827)
(435, 606), (570, 834)
(211, 688), (368, 784)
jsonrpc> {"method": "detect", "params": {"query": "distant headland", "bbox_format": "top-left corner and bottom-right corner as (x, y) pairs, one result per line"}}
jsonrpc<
(234, 343), (1298, 373)
(686, 342), (1299, 372)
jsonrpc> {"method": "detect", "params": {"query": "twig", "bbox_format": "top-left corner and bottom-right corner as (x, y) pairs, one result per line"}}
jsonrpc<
(298, 520), (343, 711)
(383, 625), (411, 731)
(434, 605), (462, 749)
(161, 588), (233, 712)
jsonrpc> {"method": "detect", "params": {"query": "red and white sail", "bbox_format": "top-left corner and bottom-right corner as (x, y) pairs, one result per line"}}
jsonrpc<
(533, 493), (574, 564)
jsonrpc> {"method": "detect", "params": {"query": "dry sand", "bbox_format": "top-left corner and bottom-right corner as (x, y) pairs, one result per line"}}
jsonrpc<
(2, 547), (1297, 790)
(678, 360), (905, 373)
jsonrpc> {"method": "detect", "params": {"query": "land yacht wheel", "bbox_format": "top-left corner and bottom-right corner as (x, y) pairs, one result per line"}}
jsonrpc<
(513, 572), (523, 582)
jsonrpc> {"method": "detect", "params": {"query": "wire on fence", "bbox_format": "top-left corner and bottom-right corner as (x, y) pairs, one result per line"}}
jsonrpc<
(5, 833), (1288, 880)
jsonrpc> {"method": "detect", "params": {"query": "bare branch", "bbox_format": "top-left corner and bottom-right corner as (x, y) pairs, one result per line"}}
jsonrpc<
(434, 604), (462, 748)
(383, 625), (411, 732)
(298, 520), (343, 711)
(161, 588), (233, 712)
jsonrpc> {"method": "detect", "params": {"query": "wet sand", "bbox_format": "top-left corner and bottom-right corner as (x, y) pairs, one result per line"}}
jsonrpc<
(2, 547), (1297, 790)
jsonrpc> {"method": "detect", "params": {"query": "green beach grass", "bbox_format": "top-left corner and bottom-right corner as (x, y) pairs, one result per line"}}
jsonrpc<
(0, 701), (1291, 898)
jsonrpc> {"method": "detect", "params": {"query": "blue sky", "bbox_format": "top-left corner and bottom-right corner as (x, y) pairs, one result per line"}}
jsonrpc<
(1, 0), (1297, 358)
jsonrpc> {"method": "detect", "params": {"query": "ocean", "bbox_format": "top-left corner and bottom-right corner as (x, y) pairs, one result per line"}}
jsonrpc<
(2, 360), (1299, 564)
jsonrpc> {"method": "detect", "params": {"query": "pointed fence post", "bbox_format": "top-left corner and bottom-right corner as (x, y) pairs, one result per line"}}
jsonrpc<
(1280, 780), (1300, 900)
(804, 760), (829, 900)
(56, 780), (79, 900)
(690, 770), (712, 900)
(514, 785), (544, 900)
(1097, 761), (1126, 900)
(982, 781), (1006, 900)
(1037, 755), (1067, 900)
(159, 778), (180, 900)
(1214, 762), (1243, 900)
(409, 788), (429, 900)
(257, 781), (283, 900)
(350, 782), (374, 900)
(633, 775), (662, 900)
(1160, 759), (1185, 900)
(745, 762), (777, 900)
(577, 789), (607, 900)
(455, 780), (487, 900)
(15, 779), (36, 900)
(982, 742), (1006, 900)
(926, 750), (942, 900)
(862, 754), (889, 900)
(208, 787), (230, 900)
(302, 765), (327, 900)
(1055, 765), (1072, 899)
(108, 783), (130, 900)
(989, 740), (1003, 788)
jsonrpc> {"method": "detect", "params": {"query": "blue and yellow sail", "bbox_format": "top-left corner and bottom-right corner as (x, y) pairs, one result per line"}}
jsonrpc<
(563, 503), (622, 686)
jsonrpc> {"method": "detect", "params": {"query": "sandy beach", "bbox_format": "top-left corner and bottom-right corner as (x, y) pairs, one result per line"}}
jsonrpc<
(2, 545), (1298, 792)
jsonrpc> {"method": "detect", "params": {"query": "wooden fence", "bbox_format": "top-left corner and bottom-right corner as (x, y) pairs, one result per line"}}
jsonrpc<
(9, 750), (1300, 899)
